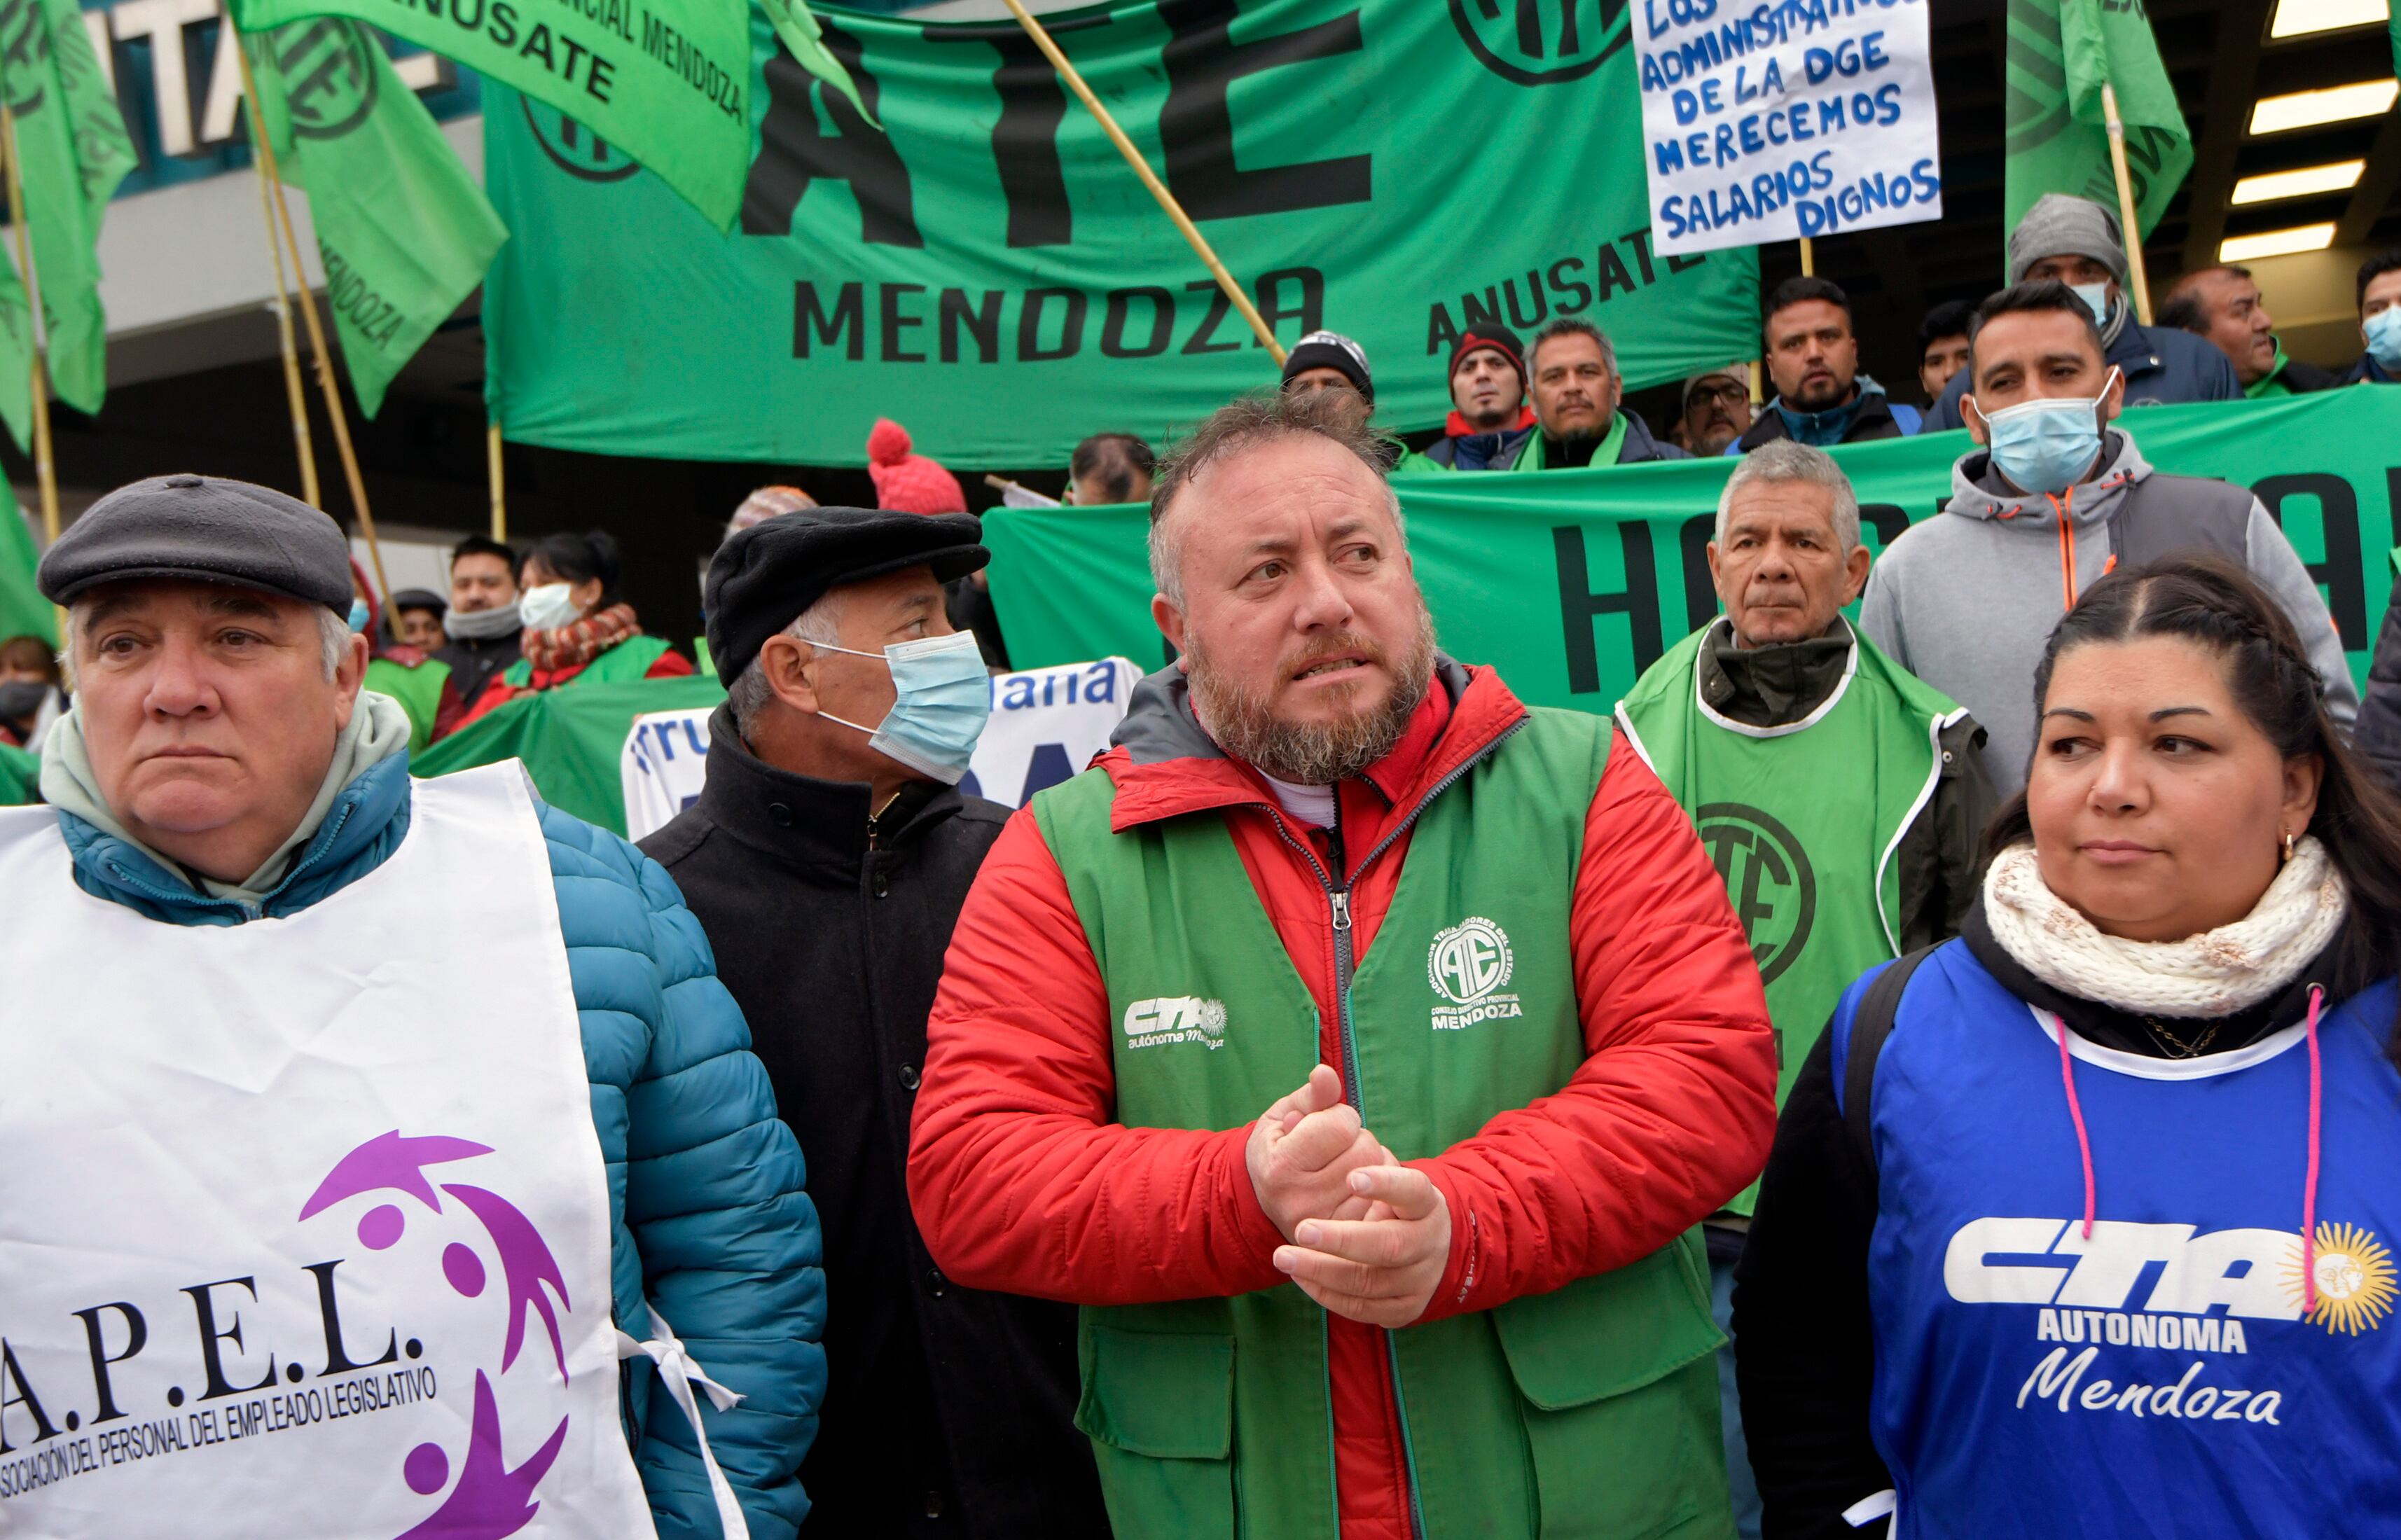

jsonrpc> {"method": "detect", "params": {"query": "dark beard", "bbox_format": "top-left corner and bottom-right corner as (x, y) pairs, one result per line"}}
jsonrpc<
(1186, 602), (1438, 786)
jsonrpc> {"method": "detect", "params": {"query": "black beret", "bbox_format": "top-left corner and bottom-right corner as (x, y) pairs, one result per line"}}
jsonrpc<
(705, 506), (988, 685)
(391, 588), (448, 615)
(39, 473), (353, 611)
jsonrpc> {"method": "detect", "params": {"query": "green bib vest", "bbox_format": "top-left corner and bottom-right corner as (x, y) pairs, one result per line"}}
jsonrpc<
(501, 632), (672, 691)
(364, 656), (450, 755)
(1030, 707), (1731, 1540)
(1616, 622), (1961, 1214)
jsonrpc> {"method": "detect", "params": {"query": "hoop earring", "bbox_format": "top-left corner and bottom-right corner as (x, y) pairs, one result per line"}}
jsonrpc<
(2282, 828), (2297, 865)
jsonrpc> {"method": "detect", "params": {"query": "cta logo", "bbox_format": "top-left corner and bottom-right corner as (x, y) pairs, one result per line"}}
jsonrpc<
(1448, 0), (1631, 86)
(1427, 917), (1523, 1031)
(1121, 997), (1226, 1051)
(1694, 803), (1815, 985)
(1944, 1215), (2397, 1336)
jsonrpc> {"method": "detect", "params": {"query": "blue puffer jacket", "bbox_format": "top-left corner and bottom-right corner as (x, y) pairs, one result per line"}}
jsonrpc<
(55, 753), (829, 1540)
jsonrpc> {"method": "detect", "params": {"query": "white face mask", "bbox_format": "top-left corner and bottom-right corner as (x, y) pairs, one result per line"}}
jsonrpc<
(518, 583), (581, 633)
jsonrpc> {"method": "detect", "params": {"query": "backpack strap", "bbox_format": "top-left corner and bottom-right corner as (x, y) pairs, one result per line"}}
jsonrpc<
(1887, 402), (1923, 436)
(1843, 944), (1941, 1172)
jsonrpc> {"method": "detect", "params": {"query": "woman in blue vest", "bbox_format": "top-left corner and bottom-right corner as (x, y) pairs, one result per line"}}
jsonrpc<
(1734, 553), (2401, 1539)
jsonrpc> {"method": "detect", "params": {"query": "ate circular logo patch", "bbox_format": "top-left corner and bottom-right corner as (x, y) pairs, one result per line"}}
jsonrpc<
(274, 19), (380, 141)
(1694, 803), (1817, 985)
(1448, 0), (1631, 87)
(0, 0), (47, 116)
(1427, 917), (1525, 1031)
(522, 96), (642, 183)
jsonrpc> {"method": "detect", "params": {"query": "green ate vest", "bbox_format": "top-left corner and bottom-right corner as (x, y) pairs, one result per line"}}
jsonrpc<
(1030, 708), (1731, 1540)
(363, 656), (450, 755)
(1616, 621), (1961, 1214)
(501, 633), (672, 691)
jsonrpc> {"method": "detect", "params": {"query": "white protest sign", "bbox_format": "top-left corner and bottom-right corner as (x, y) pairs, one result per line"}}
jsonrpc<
(619, 657), (1142, 842)
(1635, 0), (1942, 257)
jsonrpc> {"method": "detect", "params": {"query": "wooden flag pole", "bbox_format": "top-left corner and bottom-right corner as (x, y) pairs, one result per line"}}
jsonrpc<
(0, 104), (60, 552)
(253, 148), (320, 507)
(232, 32), (393, 611)
(1799, 237), (1815, 277)
(2099, 82), (2154, 326)
(999, 0), (1287, 363)
(487, 419), (506, 541)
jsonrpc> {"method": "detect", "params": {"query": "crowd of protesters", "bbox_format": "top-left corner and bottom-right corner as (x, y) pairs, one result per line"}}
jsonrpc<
(8, 192), (2401, 1540)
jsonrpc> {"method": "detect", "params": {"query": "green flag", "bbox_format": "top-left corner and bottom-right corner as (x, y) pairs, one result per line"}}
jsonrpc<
(232, 0), (752, 231)
(758, 0), (867, 125)
(0, 0), (134, 417)
(2003, 0), (2191, 239)
(241, 19), (506, 417)
(414, 676), (725, 833)
(0, 473), (52, 646)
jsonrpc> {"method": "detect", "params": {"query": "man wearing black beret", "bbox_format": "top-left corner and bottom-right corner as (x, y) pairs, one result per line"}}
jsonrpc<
(639, 506), (1107, 1539)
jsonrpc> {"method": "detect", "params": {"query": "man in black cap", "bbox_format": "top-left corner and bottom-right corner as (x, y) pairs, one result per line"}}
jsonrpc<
(389, 586), (448, 651)
(1280, 328), (1377, 435)
(1418, 325), (1537, 471)
(640, 506), (1107, 1539)
(3, 475), (827, 1539)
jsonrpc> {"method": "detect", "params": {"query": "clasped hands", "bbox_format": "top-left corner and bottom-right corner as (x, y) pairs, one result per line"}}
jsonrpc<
(1244, 1064), (1451, 1329)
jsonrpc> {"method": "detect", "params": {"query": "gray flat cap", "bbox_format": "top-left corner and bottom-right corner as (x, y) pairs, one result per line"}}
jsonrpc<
(39, 473), (353, 611)
(2009, 193), (2129, 286)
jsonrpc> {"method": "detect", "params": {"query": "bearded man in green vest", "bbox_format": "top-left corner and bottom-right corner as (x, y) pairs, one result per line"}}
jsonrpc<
(908, 390), (1778, 1540)
(1614, 438), (1994, 1537)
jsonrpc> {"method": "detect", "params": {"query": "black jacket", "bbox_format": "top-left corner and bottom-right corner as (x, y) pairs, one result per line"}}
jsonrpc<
(1494, 410), (1689, 469)
(640, 715), (1107, 1539)
(1733, 387), (1917, 451)
(2356, 593), (2401, 791)
(430, 630), (523, 714)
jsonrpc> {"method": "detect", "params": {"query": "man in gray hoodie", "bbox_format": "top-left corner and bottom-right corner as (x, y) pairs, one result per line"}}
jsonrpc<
(1862, 280), (2355, 793)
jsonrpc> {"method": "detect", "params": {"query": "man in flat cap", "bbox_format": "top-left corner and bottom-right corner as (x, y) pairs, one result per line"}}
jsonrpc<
(0, 474), (827, 1538)
(641, 506), (1107, 1539)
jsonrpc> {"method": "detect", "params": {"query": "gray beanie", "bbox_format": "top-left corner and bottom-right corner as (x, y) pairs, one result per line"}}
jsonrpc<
(2008, 193), (2128, 286)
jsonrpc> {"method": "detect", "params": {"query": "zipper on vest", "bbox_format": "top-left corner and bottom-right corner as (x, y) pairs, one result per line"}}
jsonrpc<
(1244, 714), (1524, 1540)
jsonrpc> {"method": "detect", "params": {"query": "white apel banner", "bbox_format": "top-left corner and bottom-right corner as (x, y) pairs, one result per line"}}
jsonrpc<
(1635, 0), (1942, 258)
(620, 658), (1143, 842)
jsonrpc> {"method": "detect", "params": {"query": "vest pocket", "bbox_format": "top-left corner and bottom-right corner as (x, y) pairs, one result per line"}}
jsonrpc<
(1074, 1322), (1237, 1535)
(1491, 1233), (1731, 1539)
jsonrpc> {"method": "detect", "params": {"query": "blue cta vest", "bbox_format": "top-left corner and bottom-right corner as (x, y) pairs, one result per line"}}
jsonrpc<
(1838, 943), (2401, 1538)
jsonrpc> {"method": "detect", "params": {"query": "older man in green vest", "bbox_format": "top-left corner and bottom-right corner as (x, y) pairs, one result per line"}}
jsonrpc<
(908, 390), (1778, 1539)
(1615, 438), (1994, 1536)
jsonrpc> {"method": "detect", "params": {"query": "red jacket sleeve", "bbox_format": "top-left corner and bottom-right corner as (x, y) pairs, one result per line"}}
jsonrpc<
(1413, 732), (1776, 1322)
(906, 806), (1290, 1304)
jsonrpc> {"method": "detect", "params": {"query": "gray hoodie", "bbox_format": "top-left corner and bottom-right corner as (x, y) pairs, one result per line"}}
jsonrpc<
(1860, 429), (2358, 794)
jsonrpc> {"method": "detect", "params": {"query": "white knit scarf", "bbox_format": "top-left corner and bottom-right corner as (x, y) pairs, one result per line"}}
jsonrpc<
(1982, 837), (2347, 1018)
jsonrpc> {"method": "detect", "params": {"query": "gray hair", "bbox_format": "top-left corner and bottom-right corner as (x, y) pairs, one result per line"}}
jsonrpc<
(1715, 439), (1860, 549)
(1530, 317), (1617, 378)
(724, 588), (847, 734)
(1148, 390), (1406, 607)
(62, 597), (351, 686)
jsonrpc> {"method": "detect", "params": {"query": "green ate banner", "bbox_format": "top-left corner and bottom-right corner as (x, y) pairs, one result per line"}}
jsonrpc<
(413, 674), (724, 831)
(985, 394), (2401, 709)
(480, 0), (1762, 467)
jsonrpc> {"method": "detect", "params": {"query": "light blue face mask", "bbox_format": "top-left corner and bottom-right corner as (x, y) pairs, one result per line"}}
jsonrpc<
(2070, 281), (2112, 326)
(814, 630), (990, 784)
(2366, 308), (2401, 370)
(1974, 367), (2119, 495)
(347, 597), (371, 634)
